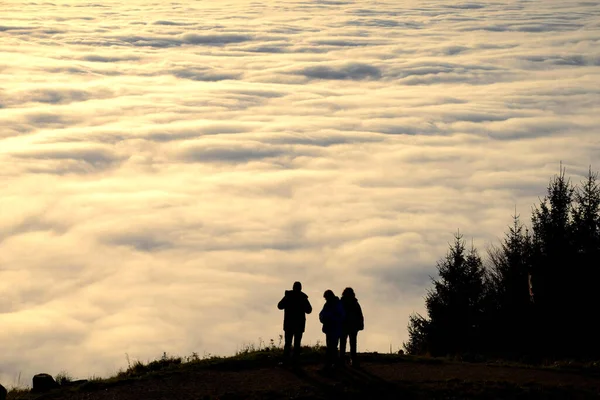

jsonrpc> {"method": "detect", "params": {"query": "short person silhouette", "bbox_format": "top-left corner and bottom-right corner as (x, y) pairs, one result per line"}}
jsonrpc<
(319, 289), (345, 369)
(277, 281), (312, 365)
(340, 287), (364, 366)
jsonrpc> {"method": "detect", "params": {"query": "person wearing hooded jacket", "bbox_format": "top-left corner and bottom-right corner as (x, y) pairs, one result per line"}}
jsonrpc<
(340, 287), (364, 366)
(319, 289), (345, 369)
(277, 281), (312, 365)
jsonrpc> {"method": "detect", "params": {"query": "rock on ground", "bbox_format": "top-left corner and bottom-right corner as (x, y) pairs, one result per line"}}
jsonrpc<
(32, 373), (59, 393)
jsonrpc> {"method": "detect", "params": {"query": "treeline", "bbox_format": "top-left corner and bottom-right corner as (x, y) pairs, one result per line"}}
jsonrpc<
(404, 166), (600, 361)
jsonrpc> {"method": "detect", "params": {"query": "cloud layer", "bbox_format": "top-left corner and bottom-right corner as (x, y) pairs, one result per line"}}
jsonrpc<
(1, 0), (600, 385)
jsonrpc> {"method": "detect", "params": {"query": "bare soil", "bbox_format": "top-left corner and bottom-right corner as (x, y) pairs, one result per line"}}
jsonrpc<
(28, 354), (600, 399)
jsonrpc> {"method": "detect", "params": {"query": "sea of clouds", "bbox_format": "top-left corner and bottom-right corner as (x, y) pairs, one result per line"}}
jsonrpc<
(1, 0), (599, 386)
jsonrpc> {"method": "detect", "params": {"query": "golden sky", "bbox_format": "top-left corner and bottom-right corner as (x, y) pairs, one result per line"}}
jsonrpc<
(1, 0), (599, 384)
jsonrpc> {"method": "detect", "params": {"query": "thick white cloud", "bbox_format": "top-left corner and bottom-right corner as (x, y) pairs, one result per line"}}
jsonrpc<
(1, 0), (599, 386)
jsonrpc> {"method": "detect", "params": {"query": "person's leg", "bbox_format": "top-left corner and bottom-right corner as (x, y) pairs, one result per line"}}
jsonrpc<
(328, 334), (340, 367)
(325, 334), (336, 367)
(324, 334), (331, 366)
(339, 331), (348, 364)
(283, 331), (293, 363)
(350, 331), (358, 366)
(333, 335), (341, 366)
(292, 332), (303, 364)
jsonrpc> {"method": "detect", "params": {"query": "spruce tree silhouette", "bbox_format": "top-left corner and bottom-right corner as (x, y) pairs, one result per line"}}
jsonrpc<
(530, 166), (575, 358)
(405, 231), (485, 356)
(406, 166), (600, 361)
(485, 213), (534, 358)
(571, 168), (600, 358)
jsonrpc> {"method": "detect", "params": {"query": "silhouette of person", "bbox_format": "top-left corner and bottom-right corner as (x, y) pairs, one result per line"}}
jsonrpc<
(340, 287), (364, 367)
(277, 281), (312, 365)
(319, 289), (345, 369)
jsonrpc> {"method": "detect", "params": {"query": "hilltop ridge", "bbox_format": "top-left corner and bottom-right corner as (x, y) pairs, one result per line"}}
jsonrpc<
(7, 351), (600, 399)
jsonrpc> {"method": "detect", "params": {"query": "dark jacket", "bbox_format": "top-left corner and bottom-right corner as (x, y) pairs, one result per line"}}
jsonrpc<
(341, 296), (364, 332)
(319, 296), (345, 336)
(278, 290), (312, 333)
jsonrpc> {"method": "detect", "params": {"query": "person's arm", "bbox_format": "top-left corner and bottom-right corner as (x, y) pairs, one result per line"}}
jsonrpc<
(277, 295), (287, 310)
(305, 298), (312, 314)
(357, 302), (364, 330)
(319, 305), (328, 323)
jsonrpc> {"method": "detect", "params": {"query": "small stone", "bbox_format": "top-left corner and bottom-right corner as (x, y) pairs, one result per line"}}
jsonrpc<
(32, 373), (59, 393)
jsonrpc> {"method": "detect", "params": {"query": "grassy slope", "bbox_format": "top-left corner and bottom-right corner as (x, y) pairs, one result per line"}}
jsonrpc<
(6, 348), (600, 399)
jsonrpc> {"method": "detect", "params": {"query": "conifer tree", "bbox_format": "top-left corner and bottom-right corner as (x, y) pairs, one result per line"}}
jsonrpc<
(403, 313), (430, 355)
(530, 165), (575, 357)
(485, 213), (533, 357)
(405, 166), (600, 360)
(405, 232), (486, 356)
(571, 167), (600, 357)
